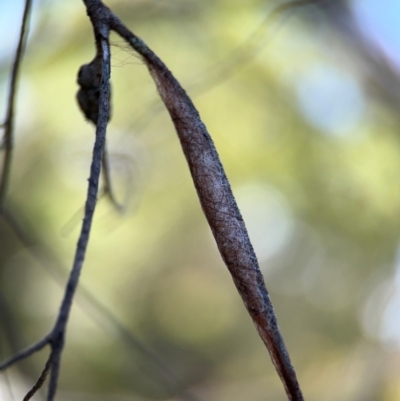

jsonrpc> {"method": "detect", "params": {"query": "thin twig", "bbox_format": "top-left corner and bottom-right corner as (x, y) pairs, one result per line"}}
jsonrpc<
(0, 13), (111, 401)
(0, 336), (49, 371)
(23, 358), (52, 401)
(46, 24), (111, 401)
(0, 0), (32, 207)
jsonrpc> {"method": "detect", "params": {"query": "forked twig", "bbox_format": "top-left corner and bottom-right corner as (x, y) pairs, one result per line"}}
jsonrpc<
(1, 201), (201, 400)
(46, 24), (112, 401)
(0, 16), (111, 401)
(1, 1), (305, 400)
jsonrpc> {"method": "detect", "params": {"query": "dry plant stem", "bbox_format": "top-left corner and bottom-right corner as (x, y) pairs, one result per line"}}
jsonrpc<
(0, 22), (111, 401)
(0, 336), (49, 371)
(81, 2), (305, 400)
(0, 0), (32, 207)
(23, 359), (52, 401)
(46, 28), (111, 401)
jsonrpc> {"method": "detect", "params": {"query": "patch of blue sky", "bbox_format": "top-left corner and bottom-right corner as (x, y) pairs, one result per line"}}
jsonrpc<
(0, 0), (47, 64)
(0, 1), (27, 62)
(352, 0), (400, 68)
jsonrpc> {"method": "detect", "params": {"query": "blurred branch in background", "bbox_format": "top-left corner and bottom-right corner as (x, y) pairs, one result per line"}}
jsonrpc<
(0, 0), (32, 207)
(126, 0), (323, 135)
(1, 200), (200, 401)
(315, 0), (400, 112)
(0, 0), (33, 398)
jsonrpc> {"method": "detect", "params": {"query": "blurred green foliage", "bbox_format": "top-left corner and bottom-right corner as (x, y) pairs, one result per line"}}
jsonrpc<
(1, 1), (400, 400)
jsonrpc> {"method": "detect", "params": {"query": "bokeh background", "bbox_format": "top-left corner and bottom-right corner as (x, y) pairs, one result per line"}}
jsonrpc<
(1, 0), (400, 400)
